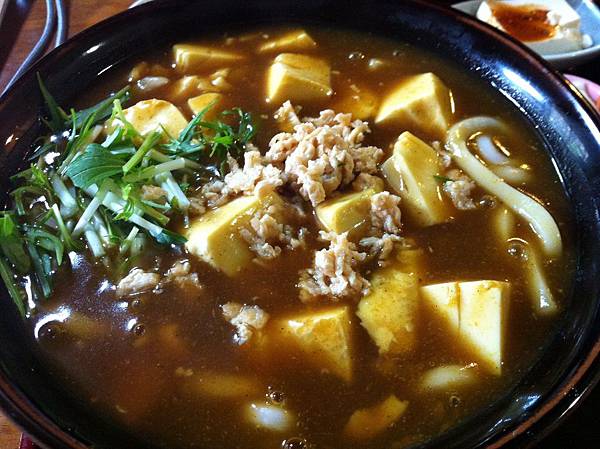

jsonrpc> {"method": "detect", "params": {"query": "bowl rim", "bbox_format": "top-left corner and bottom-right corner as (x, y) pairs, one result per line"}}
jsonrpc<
(0, 1), (599, 448)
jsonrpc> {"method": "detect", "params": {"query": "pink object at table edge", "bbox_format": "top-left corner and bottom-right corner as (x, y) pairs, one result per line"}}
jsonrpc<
(19, 436), (38, 449)
(565, 74), (600, 112)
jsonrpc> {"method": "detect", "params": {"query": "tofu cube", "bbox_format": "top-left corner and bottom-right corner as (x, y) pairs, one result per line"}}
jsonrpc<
(184, 193), (283, 276)
(187, 92), (224, 120)
(343, 395), (409, 440)
(315, 188), (380, 236)
(183, 371), (261, 399)
(375, 72), (453, 139)
(118, 99), (188, 139)
(278, 306), (353, 382)
(420, 282), (460, 333)
(381, 132), (450, 227)
(258, 29), (317, 53)
(394, 247), (426, 275)
(266, 53), (332, 104)
(245, 402), (295, 432)
(333, 85), (379, 120)
(420, 280), (510, 375)
(459, 281), (509, 375)
(168, 75), (212, 103)
(420, 364), (477, 391)
(173, 44), (244, 72)
(357, 268), (419, 355)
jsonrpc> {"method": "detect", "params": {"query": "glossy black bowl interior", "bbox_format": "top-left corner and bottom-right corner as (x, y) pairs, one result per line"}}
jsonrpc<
(0, 1), (599, 448)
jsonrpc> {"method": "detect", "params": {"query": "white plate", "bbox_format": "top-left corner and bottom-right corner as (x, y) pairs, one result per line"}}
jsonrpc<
(130, 0), (154, 8)
(453, 0), (600, 69)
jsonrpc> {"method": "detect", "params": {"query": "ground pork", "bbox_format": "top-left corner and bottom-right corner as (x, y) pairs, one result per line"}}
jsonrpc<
(265, 105), (384, 206)
(370, 191), (402, 234)
(116, 268), (160, 297)
(163, 260), (202, 290)
(443, 169), (477, 210)
(199, 179), (234, 208)
(360, 233), (403, 265)
(141, 185), (167, 202)
(240, 205), (308, 260)
(188, 197), (206, 216)
(223, 151), (283, 199)
(273, 100), (301, 131)
(221, 302), (270, 345)
(240, 209), (283, 260)
(299, 231), (369, 302)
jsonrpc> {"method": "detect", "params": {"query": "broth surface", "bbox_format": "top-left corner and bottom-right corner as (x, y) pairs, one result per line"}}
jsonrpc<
(26, 27), (574, 449)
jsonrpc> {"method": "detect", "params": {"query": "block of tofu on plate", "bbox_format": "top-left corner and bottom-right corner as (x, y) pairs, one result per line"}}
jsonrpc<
(258, 29), (317, 53)
(420, 280), (510, 375)
(109, 99), (188, 139)
(357, 268), (419, 355)
(315, 188), (381, 237)
(277, 306), (353, 382)
(343, 395), (409, 440)
(266, 53), (332, 104)
(185, 193), (284, 276)
(381, 131), (451, 227)
(375, 72), (453, 139)
(173, 44), (244, 72)
(476, 0), (592, 55)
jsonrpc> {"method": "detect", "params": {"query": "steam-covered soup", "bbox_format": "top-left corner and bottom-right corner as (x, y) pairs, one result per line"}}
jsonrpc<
(1, 27), (574, 449)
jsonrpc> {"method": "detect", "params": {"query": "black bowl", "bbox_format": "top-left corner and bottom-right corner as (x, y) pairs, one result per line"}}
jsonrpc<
(0, 1), (599, 448)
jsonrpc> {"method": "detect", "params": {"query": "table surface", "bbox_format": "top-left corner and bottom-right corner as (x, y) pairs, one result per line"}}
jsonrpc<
(0, 1), (599, 448)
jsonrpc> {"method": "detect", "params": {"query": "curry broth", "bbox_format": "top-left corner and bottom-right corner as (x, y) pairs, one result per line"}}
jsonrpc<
(29, 27), (574, 449)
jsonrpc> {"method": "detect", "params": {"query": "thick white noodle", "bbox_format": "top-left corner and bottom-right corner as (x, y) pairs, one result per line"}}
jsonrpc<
(491, 164), (532, 184)
(446, 116), (562, 258)
(476, 134), (510, 165)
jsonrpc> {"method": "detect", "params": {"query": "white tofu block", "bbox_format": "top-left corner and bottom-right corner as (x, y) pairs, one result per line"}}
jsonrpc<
(420, 364), (477, 391)
(459, 281), (509, 375)
(420, 282), (460, 333)
(357, 268), (419, 355)
(245, 402), (294, 432)
(258, 29), (317, 53)
(375, 72), (453, 139)
(343, 395), (409, 440)
(278, 306), (353, 382)
(118, 99), (188, 139)
(315, 188), (379, 237)
(421, 280), (510, 375)
(184, 371), (261, 399)
(266, 53), (332, 104)
(333, 85), (379, 120)
(168, 75), (212, 103)
(187, 92), (223, 119)
(185, 194), (283, 276)
(381, 132), (450, 227)
(173, 44), (244, 72)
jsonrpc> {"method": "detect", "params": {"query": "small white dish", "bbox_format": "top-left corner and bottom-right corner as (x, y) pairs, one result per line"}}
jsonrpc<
(453, 0), (600, 69)
(130, 0), (154, 8)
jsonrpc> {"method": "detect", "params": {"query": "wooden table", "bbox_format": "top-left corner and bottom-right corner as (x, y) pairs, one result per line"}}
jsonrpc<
(1, 3), (134, 445)
(0, 1), (598, 448)
(0, 0), (131, 91)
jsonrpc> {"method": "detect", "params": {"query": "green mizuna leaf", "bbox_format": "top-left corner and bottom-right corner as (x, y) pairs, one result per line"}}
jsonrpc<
(65, 144), (127, 189)
(154, 229), (187, 246)
(0, 213), (31, 273)
(75, 86), (130, 129)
